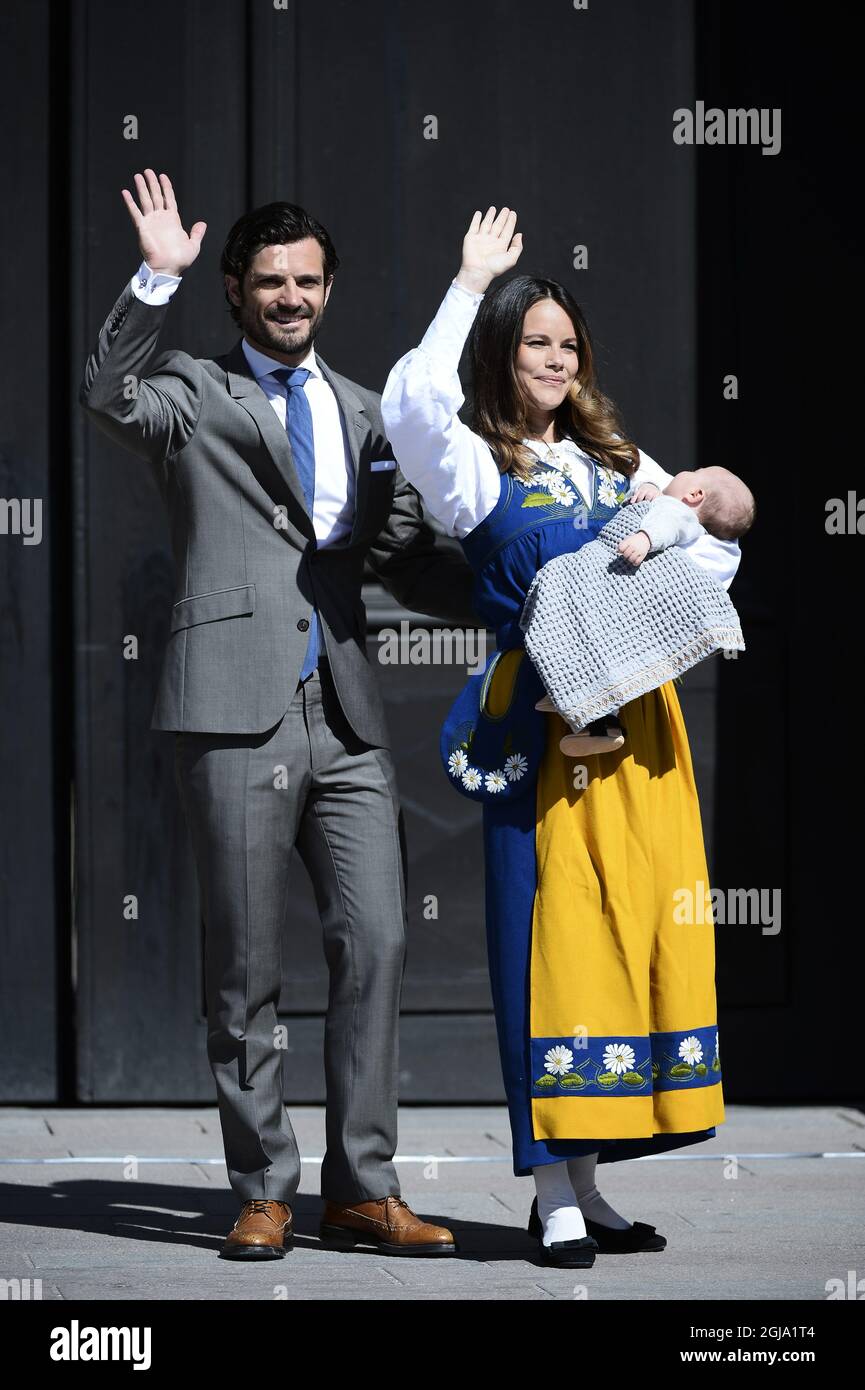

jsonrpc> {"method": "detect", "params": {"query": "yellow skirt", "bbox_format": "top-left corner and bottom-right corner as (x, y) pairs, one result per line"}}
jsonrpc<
(529, 680), (725, 1142)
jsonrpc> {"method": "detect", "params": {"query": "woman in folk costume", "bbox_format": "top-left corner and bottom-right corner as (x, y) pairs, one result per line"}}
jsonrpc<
(381, 208), (738, 1268)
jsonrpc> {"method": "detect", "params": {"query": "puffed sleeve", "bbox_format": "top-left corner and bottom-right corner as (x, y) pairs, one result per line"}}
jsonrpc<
(380, 279), (503, 538)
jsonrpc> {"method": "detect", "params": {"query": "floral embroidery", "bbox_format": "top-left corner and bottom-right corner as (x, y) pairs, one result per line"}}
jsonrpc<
(531, 1028), (721, 1095)
(543, 1045), (574, 1075)
(448, 742), (528, 795)
(519, 456), (627, 515)
(548, 478), (576, 506)
(534, 1050), (650, 1093)
(462, 446), (629, 572)
(504, 753), (528, 781)
(529, 467), (566, 489)
(520, 462), (582, 511)
(603, 1042), (636, 1074)
(597, 464), (631, 509)
(678, 1035), (703, 1066)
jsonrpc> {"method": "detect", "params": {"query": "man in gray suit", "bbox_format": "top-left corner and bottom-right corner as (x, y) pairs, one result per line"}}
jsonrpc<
(80, 169), (478, 1260)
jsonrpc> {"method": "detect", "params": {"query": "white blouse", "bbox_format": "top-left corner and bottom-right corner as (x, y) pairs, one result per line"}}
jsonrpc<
(381, 279), (741, 590)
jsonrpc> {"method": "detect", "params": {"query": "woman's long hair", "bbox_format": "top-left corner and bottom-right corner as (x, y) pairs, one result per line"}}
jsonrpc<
(466, 275), (639, 482)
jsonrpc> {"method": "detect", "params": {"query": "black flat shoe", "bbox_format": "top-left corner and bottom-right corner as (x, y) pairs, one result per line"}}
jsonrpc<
(526, 1198), (598, 1267)
(539, 1234), (598, 1267)
(529, 1196), (666, 1253)
(584, 1217), (666, 1252)
(535, 1229), (598, 1267)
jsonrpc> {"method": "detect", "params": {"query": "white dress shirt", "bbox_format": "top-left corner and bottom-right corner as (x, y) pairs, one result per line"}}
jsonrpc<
(381, 279), (741, 589)
(130, 261), (355, 545)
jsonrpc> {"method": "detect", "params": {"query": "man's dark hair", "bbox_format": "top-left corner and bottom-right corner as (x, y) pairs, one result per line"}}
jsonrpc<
(220, 202), (340, 323)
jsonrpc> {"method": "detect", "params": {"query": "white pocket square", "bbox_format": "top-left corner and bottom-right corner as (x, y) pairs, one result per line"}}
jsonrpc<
(370, 457), (397, 472)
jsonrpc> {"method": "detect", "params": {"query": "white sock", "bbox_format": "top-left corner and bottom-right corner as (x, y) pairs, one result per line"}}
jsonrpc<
(532, 1160), (587, 1245)
(567, 1152), (632, 1230)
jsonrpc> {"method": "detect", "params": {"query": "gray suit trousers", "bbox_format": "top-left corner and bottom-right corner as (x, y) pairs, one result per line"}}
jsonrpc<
(173, 660), (407, 1204)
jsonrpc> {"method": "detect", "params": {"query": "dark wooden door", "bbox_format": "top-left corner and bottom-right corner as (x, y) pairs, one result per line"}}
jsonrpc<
(5, 0), (858, 1106)
(66, 0), (705, 1102)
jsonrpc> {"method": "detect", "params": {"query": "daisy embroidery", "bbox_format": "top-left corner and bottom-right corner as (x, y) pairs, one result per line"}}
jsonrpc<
(461, 767), (483, 791)
(530, 467), (565, 492)
(448, 750), (468, 778)
(597, 476), (619, 507)
(678, 1035), (704, 1066)
(548, 478), (575, 506)
(602, 1042), (636, 1074)
(504, 753), (528, 781)
(485, 770), (507, 793)
(543, 1045), (574, 1076)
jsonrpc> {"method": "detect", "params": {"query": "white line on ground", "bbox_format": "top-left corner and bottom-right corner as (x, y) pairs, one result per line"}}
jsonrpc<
(0, 1152), (862, 1165)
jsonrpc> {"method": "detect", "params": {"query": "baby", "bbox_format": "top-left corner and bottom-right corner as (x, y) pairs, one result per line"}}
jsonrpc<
(523, 465), (756, 756)
(619, 465), (755, 566)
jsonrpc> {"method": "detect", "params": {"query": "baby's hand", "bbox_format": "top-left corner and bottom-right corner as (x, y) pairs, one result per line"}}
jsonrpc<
(625, 481), (661, 505)
(618, 531), (652, 567)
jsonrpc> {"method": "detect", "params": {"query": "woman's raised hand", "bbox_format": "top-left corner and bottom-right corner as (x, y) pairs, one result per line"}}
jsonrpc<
(121, 169), (207, 277)
(456, 207), (523, 295)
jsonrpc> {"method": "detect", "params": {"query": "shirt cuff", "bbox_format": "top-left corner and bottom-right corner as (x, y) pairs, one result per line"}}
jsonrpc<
(418, 278), (484, 365)
(130, 260), (182, 306)
(448, 276), (485, 305)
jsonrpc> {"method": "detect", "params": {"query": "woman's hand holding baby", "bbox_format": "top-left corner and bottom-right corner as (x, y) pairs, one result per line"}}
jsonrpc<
(618, 531), (652, 567)
(626, 482), (661, 504)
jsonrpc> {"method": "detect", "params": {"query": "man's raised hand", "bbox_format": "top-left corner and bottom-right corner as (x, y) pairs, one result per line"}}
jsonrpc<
(121, 169), (207, 277)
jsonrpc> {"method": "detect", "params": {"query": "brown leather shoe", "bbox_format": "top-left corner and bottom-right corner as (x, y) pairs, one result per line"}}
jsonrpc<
(319, 1196), (456, 1255)
(220, 1198), (293, 1260)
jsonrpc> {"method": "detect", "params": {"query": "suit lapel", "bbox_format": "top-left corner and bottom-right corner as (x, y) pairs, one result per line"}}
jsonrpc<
(224, 339), (314, 538)
(224, 339), (370, 545)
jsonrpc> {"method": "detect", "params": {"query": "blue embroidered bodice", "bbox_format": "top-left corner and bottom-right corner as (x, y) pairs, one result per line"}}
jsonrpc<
(461, 453), (631, 650)
(437, 451), (632, 805)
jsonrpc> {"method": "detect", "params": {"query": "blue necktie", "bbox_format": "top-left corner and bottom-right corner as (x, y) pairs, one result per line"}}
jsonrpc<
(271, 366), (319, 680)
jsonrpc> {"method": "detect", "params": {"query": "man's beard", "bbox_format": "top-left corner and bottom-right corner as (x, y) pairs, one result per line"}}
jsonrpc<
(243, 304), (321, 357)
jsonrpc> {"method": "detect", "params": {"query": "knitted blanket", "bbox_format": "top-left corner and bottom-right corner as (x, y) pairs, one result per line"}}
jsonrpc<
(519, 501), (745, 726)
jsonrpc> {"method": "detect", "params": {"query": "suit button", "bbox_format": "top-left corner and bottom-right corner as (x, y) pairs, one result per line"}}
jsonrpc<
(297, 618), (309, 631)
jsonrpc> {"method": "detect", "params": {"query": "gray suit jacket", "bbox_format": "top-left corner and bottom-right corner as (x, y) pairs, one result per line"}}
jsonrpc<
(79, 282), (481, 746)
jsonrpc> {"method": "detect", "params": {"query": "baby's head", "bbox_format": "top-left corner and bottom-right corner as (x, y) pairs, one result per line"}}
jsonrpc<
(663, 466), (755, 541)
